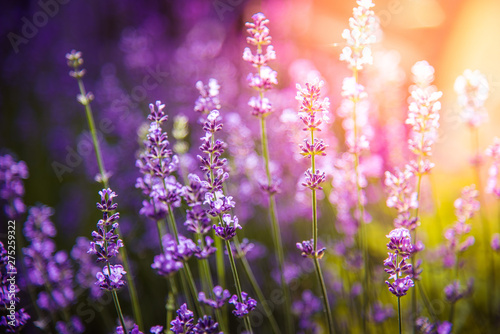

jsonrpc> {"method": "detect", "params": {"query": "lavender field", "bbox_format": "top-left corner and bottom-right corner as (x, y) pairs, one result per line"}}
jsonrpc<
(1, 0), (500, 333)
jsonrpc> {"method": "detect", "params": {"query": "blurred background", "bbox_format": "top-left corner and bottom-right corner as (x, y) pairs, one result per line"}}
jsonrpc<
(1, 0), (499, 333)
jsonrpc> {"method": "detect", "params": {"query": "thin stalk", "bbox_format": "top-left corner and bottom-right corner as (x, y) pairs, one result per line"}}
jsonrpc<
(75, 76), (143, 330)
(224, 239), (253, 333)
(165, 204), (203, 316)
(111, 289), (127, 332)
(398, 296), (402, 334)
(259, 115), (293, 333)
(310, 127), (334, 333)
(166, 287), (176, 333)
(351, 68), (370, 332)
(234, 237), (282, 334)
(471, 127), (494, 321)
(103, 214), (127, 332)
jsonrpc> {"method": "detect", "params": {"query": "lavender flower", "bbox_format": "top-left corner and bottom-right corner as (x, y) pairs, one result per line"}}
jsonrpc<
(150, 325), (164, 334)
(88, 188), (126, 291)
(198, 286), (230, 309)
(243, 13), (277, 117)
(416, 317), (453, 334)
(136, 101), (181, 221)
(0, 155), (29, 219)
(454, 69), (489, 128)
(292, 290), (322, 332)
(384, 228), (414, 297)
(151, 252), (183, 277)
(88, 189), (124, 264)
(23, 206), (77, 311)
(213, 214), (241, 241)
(194, 79), (221, 115)
(96, 264), (127, 291)
(71, 237), (103, 299)
(55, 316), (85, 334)
(340, 0), (380, 71)
(229, 292), (257, 318)
(444, 279), (473, 304)
(407, 61), (441, 176)
(296, 240), (326, 259)
(116, 324), (144, 334)
(384, 166), (419, 230)
(170, 304), (194, 334)
(193, 316), (220, 334)
(442, 185), (478, 267)
(194, 236), (216, 259)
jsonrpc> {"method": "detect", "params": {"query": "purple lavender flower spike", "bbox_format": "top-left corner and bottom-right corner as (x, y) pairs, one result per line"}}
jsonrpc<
(96, 264), (127, 291)
(385, 276), (415, 297)
(194, 236), (216, 259)
(296, 240), (326, 259)
(229, 292), (257, 318)
(171, 304), (194, 334)
(194, 79), (221, 115)
(213, 214), (241, 241)
(193, 316), (220, 334)
(384, 227), (414, 297)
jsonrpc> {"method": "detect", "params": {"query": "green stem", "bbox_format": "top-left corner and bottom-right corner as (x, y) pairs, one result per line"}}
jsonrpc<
(471, 127), (494, 321)
(112, 289), (127, 332)
(234, 237), (282, 334)
(165, 204), (202, 316)
(260, 116), (293, 333)
(351, 68), (370, 333)
(398, 296), (402, 334)
(312, 190), (334, 333)
(75, 75), (143, 330)
(224, 239), (253, 334)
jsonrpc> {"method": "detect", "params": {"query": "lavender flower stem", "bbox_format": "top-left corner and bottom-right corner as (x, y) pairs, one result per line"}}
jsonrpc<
(312, 188), (334, 333)
(233, 237), (282, 334)
(72, 71), (143, 331)
(224, 239), (253, 333)
(471, 127), (494, 319)
(310, 127), (334, 333)
(352, 67), (370, 333)
(165, 203), (203, 316)
(111, 289), (127, 332)
(209, 134), (227, 296)
(398, 296), (402, 334)
(259, 116), (293, 333)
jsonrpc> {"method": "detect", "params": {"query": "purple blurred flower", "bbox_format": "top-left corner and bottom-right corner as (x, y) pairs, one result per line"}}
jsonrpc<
(0, 154), (28, 219)
(444, 279), (473, 304)
(150, 325), (163, 334)
(454, 69), (489, 128)
(492, 233), (500, 251)
(198, 285), (230, 309)
(371, 302), (394, 323)
(71, 237), (103, 299)
(116, 323), (144, 334)
(194, 79), (221, 115)
(151, 252), (183, 277)
(194, 236), (216, 259)
(292, 290), (322, 332)
(55, 316), (85, 334)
